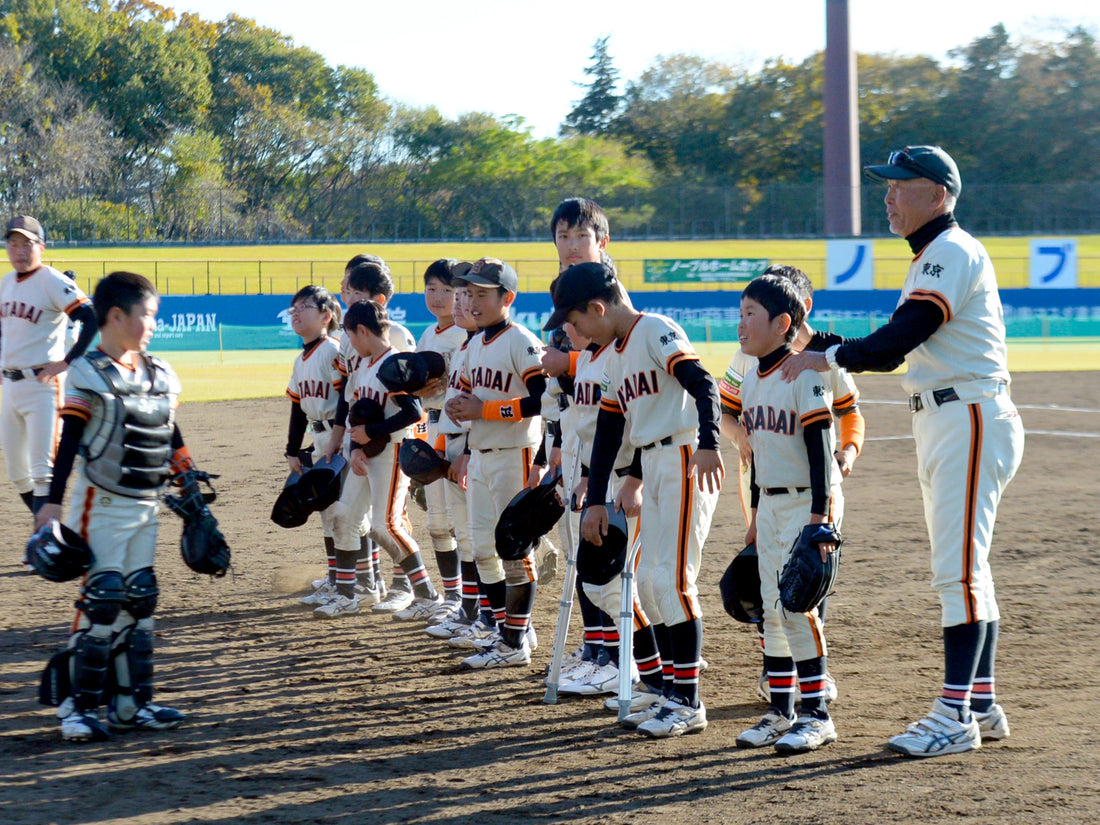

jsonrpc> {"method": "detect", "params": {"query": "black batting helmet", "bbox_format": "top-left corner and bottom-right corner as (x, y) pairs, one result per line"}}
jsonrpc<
(26, 520), (94, 582)
(398, 438), (450, 485)
(271, 469), (310, 528)
(347, 398), (389, 457)
(719, 542), (763, 624)
(297, 454), (347, 513)
(495, 472), (565, 561)
(575, 505), (629, 586)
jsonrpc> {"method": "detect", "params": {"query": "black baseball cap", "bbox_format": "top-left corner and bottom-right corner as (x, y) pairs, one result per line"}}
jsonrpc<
(864, 145), (961, 197)
(543, 261), (616, 331)
(455, 257), (518, 293)
(5, 215), (45, 244)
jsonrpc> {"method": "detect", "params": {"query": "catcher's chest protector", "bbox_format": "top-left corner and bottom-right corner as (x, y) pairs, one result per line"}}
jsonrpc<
(80, 351), (176, 497)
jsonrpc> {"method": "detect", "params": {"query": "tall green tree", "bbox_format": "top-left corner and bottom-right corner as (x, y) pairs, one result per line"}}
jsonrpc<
(561, 36), (622, 137)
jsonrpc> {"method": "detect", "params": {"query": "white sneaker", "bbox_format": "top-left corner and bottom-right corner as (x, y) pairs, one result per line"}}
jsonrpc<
(358, 585), (382, 606)
(558, 658), (599, 686)
(736, 710), (796, 748)
(824, 673), (838, 704)
(460, 638), (531, 669)
(392, 595), (443, 622)
(534, 537), (560, 583)
(636, 699), (708, 738)
(447, 618), (497, 649)
(428, 598), (462, 626)
(310, 576), (330, 590)
(426, 614), (472, 639)
(525, 624), (539, 652)
(60, 709), (109, 742)
(108, 702), (186, 731)
(313, 594), (360, 618)
(887, 698), (981, 757)
(604, 683), (664, 713)
(371, 588), (414, 614)
(301, 581), (336, 606)
(561, 662), (619, 695)
(755, 672), (772, 704)
(973, 704), (1010, 741)
(621, 695), (666, 730)
(774, 715), (837, 753)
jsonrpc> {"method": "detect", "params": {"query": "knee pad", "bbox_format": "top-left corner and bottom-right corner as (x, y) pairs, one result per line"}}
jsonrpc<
(112, 622), (155, 708)
(79, 571), (125, 625)
(502, 557), (533, 587)
(70, 629), (112, 711)
(123, 568), (159, 620)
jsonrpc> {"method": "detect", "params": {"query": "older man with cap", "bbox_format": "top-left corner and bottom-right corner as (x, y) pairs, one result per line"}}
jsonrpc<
(1, 216), (98, 521)
(781, 146), (1025, 757)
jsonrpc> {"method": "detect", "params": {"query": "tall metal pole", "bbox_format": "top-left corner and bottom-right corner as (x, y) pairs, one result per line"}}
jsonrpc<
(824, 0), (861, 236)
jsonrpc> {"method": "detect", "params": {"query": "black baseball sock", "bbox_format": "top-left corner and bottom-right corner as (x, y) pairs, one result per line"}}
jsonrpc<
(942, 621), (987, 721)
(971, 621), (999, 713)
(765, 655), (797, 718)
(398, 551), (438, 600)
(795, 656), (829, 719)
(460, 561), (480, 620)
(667, 618), (703, 708)
(502, 581), (536, 649)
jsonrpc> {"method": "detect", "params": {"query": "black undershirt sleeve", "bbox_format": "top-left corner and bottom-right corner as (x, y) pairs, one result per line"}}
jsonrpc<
(517, 373), (548, 419)
(806, 299), (945, 373)
(803, 418), (833, 516)
(334, 392), (349, 428)
(586, 406), (626, 505)
(670, 359), (721, 451)
(286, 401), (308, 457)
(47, 415), (86, 505)
(63, 304), (98, 364)
(368, 394), (421, 438)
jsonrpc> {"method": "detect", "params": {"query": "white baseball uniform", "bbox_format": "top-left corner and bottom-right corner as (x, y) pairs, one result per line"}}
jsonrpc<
(0, 264), (91, 496)
(740, 355), (840, 662)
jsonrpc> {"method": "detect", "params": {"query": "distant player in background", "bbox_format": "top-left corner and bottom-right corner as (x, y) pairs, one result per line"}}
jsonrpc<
(1, 216), (98, 521)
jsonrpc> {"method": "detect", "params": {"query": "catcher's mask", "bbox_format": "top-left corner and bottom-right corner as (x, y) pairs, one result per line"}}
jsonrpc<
(398, 438), (450, 485)
(495, 470), (565, 561)
(575, 504), (629, 586)
(26, 520), (95, 583)
(719, 542), (763, 624)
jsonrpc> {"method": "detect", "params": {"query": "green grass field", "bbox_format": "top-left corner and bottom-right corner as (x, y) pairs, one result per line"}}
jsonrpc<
(161, 340), (1100, 403)
(45, 235), (1100, 297)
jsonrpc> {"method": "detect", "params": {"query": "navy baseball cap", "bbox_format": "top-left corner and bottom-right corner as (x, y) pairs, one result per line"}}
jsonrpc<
(455, 257), (518, 294)
(543, 261), (616, 331)
(5, 215), (45, 244)
(864, 146), (961, 197)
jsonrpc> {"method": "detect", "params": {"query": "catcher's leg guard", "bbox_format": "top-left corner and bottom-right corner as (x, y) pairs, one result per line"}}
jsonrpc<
(69, 628), (112, 712)
(111, 618), (156, 715)
(123, 568), (159, 620)
(79, 571), (126, 626)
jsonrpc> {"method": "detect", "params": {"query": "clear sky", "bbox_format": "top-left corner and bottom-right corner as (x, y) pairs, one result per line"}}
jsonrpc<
(177, 0), (1098, 137)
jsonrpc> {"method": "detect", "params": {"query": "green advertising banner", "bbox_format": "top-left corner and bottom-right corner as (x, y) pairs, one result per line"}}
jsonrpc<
(644, 258), (769, 284)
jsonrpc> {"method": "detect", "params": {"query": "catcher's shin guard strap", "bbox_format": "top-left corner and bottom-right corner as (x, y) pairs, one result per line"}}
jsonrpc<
(70, 630), (112, 712)
(112, 622), (155, 708)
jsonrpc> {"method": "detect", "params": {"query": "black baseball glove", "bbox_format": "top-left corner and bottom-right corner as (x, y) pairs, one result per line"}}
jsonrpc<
(777, 523), (842, 614)
(164, 470), (231, 577)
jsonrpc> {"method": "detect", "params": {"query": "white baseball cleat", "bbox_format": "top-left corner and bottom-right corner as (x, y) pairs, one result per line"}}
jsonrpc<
(736, 710), (796, 748)
(636, 699), (708, 738)
(371, 588), (414, 614)
(973, 703), (1010, 741)
(313, 594), (360, 618)
(774, 715), (837, 754)
(300, 581), (336, 606)
(887, 699), (981, 757)
(392, 595), (443, 622)
(460, 638), (531, 669)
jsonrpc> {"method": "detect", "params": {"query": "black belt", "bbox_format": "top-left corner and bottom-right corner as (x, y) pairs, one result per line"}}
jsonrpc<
(444, 432), (463, 439)
(310, 419), (337, 433)
(614, 467), (633, 478)
(545, 420), (561, 438)
(428, 409), (441, 423)
(3, 368), (43, 381)
(640, 436), (673, 451)
(762, 486), (808, 496)
(909, 387), (960, 413)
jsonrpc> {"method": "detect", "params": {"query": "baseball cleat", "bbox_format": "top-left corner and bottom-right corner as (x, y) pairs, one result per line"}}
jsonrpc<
(313, 594), (360, 618)
(886, 699), (981, 757)
(736, 710), (796, 748)
(426, 614), (472, 639)
(636, 699), (708, 738)
(973, 703), (1010, 741)
(371, 588), (414, 614)
(358, 585), (382, 606)
(428, 598), (463, 626)
(460, 638), (531, 669)
(392, 595), (443, 622)
(560, 662), (619, 696)
(60, 710), (111, 743)
(774, 715), (837, 754)
(534, 537), (560, 584)
(620, 695), (666, 730)
(447, 618), (497, 649)
(300, 581), (336, 606)
(604, 682), (663, 713)
(108, 702), (186, 732)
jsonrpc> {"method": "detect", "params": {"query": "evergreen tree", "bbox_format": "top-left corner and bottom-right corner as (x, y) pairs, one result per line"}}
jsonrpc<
(561, 36), (621, 136)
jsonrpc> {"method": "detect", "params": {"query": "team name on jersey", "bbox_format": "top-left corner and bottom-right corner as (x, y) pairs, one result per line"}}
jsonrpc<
(574, 380), (601, 407)
(1, 300), (44, 323)
(469, 365), (514, 394)
(356, 385), (387, 406)
(743, 404), (797, 436)
(615, 369), (661, 408)
(295, 380), (331, 400)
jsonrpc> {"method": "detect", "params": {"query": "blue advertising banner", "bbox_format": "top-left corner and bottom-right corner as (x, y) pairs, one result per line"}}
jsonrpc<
(152, 288), (1100, 349)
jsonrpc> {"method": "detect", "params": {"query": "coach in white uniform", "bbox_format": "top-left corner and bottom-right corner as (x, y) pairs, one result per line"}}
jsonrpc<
(782, 146), (1025, 757)
(1, 216), (98, 518)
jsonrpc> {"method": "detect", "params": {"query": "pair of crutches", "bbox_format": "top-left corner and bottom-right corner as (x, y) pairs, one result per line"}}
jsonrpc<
(543, 450), (640, 722)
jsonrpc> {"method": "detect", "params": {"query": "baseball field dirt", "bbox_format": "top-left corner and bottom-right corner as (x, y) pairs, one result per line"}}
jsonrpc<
(1, 371), (1096, 825)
